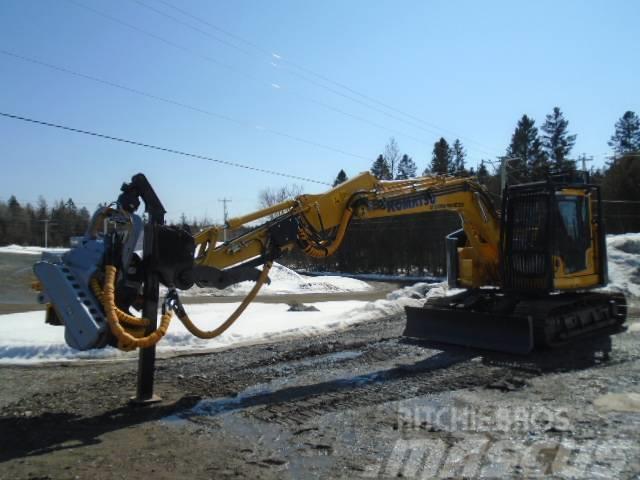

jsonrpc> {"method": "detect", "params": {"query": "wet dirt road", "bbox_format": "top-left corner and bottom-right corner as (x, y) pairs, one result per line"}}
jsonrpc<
(1, 308), (639, 479)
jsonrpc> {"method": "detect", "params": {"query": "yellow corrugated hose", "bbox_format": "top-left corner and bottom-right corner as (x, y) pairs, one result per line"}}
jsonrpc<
(95, 261), (272, 349)
(90, 277), (149, 328)
(171, 261), (272, 339)
(100, 265), (172, 351)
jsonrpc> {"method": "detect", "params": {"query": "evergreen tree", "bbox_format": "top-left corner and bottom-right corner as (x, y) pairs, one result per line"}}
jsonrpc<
(449, 139), (467, 176)
(4, 196), (31, 245)
(506, 115), (548, 182)
(395, 154), (417, 179)
(35, 196), (48, 221)
(608, 111), (640, 155)
(476, 160), (490, 184)
(0, 200), (7, 243)
(602, 153), (640, 201)
(333, 169), (348, 186)
(371, 154), (392, 179)
(541, 107), (577, 172)
(430, 138), (451, 175)
(383, 137), (400, 179)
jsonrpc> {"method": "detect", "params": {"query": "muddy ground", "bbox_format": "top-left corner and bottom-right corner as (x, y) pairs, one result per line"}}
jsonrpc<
(1, 303), (639, 479)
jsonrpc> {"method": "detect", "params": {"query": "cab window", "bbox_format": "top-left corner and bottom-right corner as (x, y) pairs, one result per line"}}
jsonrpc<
(555, 194), (590, 273)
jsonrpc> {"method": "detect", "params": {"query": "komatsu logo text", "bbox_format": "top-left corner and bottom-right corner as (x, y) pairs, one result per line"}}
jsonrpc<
(382, 192), (436, 212)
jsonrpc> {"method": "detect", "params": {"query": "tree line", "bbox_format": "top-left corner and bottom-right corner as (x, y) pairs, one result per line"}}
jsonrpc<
(333, 108), (640, 192)
(0, 197), (91, 247)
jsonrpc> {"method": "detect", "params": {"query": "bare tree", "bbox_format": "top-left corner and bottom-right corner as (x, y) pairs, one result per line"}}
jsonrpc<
(258, 184), (304, 218)
(384, 137), (400, 179)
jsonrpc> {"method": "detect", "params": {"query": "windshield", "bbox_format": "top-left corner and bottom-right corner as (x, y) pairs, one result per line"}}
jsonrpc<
(555, 194), (590, 273)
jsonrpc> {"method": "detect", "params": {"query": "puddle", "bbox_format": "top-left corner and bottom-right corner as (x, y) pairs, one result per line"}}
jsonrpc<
(266, 350), (364, 376)
(166, 368), (384, 422)
(594, 392), (640, 413)
(165, 349), (470, 423)
(311, 350), (363, 364)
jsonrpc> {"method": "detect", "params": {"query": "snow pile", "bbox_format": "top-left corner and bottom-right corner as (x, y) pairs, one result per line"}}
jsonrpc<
(0, 282), (452, 364)
(0, 244), (370, 296)
(0, 245), (68, 255)
(0, 301), (362, 363)
(604, 233), (640, 302)
(339, 282), (458, 324)
(299, 271), (442, 283)
(179, 262), (371, 297)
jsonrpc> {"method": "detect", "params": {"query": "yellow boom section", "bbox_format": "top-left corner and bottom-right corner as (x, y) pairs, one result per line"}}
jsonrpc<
(193, 172), (502, 288)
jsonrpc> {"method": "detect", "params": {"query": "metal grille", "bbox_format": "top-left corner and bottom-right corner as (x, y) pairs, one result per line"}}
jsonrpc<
(502, 189), (553, 291)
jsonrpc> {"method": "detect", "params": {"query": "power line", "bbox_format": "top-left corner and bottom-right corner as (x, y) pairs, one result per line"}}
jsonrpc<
(63, 0), (442, 152)
(133, 0), (258, 59)
(67, 0), (502, 163)
(148, 0), (503, 158)
(1, 49), (369, 163)
(0, 111), (331, 186)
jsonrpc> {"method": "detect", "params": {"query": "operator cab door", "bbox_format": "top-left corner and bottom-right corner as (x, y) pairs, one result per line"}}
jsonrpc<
(552, 189), (604, 290)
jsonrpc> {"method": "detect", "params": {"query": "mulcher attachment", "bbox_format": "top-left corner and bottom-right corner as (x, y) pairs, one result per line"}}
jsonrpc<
(403, 290), (627, 355)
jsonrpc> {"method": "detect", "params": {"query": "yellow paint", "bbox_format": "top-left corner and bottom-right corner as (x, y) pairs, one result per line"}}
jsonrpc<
(192, 172), (603, 291)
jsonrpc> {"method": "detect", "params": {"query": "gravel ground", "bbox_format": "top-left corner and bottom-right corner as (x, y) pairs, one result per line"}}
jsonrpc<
(1, 306), (639, 479)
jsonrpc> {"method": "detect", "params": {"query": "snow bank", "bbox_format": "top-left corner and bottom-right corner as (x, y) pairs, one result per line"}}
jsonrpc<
(298, 271), (442, 283)
(604, 233), (640, 302)
(0, 281), (451, 364)
(0, 245), (68, 255)
(0, 245), (369, 296)
(176, 262), (371, 297)
(0, 301), (360, 363)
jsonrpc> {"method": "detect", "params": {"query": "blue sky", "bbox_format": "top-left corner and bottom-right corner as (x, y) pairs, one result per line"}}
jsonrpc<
(1, 0), (638, 222)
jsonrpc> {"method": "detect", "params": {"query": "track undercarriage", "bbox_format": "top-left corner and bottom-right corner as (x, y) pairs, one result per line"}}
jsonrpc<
(404, 289), (627, 354)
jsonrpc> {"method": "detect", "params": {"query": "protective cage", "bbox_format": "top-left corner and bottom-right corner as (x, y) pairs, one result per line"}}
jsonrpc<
(500, 180), (607, 293)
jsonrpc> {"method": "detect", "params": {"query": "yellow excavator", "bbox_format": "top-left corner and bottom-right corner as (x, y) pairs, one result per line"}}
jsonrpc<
(33, 171), (626, 355)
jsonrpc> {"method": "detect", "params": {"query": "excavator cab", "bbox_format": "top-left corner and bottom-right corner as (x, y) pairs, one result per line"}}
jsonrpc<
(501, 179), (607, 293)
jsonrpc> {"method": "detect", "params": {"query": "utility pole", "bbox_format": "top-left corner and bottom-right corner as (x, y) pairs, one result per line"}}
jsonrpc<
(218, 198), (231, 241)
(39, 218), (56, 248)
(578, 154), (594, 182)
(500, 158), (508, 193)
(500, 157), (520, 193)
(579, 154), (594, 172)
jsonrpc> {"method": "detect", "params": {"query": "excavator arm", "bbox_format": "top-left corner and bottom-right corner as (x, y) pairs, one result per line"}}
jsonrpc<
(195, 172), (501, 289)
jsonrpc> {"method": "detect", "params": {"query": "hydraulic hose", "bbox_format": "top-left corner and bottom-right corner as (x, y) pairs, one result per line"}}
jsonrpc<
(95, 261), (272, 349)
(301, 208), (353, 258)
(100, 265), (172, 351)
(90, 277), (150, 328)
(168, 261), (273, 339)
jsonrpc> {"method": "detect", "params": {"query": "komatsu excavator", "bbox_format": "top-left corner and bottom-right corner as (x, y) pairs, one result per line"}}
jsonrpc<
(33, 172), (626, 355)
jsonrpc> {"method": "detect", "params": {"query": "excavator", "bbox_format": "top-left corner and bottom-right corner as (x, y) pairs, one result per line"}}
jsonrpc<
(33, 171), (627, 355)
